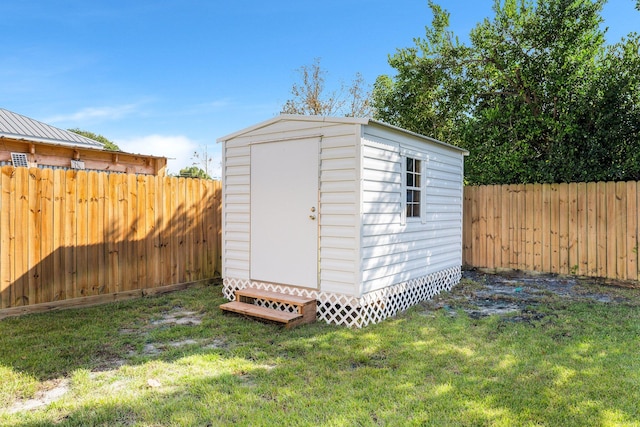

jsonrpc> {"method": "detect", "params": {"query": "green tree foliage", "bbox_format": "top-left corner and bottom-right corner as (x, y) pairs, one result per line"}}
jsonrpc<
(282, 58), (373, 117)
(191, 145), (218, 179)
(373, 2), (470, 143)
(178, 166), (212, 179)
(68, 128), (120, 151)
(373, 0), (640, 184)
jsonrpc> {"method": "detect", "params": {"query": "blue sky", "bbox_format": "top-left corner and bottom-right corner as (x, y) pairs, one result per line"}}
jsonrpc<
(2, 1), (637, 177)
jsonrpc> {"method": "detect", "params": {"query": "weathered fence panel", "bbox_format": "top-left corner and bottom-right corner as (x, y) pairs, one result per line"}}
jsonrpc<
(0, 166), (221, 316)
(464, 181), (640, 281)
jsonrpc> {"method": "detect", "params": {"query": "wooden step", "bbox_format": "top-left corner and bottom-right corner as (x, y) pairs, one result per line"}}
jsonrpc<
(235, 288), (315, 306)
(220, 301), (302, 327)
(220, 288), (317, 328)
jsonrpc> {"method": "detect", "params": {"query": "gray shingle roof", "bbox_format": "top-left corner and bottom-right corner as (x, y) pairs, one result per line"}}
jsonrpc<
(0, 108), (105, 149)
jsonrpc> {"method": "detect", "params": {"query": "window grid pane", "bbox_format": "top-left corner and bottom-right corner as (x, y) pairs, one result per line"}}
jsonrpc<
(406, 158), (422, 218)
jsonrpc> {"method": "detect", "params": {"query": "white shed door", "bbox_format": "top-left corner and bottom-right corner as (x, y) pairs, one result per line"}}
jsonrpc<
(250, 139), (319, 288)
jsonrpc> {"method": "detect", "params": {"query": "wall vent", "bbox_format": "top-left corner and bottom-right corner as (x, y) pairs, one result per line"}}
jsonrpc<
(10, 153), (29, 168)
(71, 160), (85, 170)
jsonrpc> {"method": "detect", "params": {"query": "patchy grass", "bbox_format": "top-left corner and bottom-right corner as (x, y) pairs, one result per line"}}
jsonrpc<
(0, 276), (639, 426)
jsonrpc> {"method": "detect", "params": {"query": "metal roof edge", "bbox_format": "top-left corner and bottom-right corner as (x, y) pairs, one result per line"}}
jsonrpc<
(0, 108), (105, 148)
(216, 114), (370, 142)
(367, 119), (469, 156)
(0, 134), (167, 160)
(216, 114), (468, 156)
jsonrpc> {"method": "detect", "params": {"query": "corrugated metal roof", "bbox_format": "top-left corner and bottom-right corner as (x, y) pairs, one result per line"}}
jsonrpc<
(0, 108), (105, 148)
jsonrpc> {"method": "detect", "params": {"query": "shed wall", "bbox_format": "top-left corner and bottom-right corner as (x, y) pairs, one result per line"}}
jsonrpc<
(222, 119), (360, 294)
(360, 125), (464, 294)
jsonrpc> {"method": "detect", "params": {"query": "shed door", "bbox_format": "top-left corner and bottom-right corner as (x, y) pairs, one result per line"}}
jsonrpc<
(250, 138), (319, 288)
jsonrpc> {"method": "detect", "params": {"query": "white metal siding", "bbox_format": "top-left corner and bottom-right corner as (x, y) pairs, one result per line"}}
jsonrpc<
(319, 126), (360, 295)
(222, 143), (251, 279)
(221, 118), (360, 295)
(360, 126), (464, 293)
(222, 116), (465, 300)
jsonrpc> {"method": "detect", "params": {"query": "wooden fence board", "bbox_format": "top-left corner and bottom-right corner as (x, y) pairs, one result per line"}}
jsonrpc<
(28, 169), (41, 304)
(177, 178), (187, 281)
(558, 183), (569, 275)
(615, 181), (627, 280)
(541, 184), (551, 272)
(606, 182), (617, 278)
(154, 176), (163, 286)
(155, 175), (165, 285)
(469, 186), (478, 266)
(136, 175), (147, 289)
(167, 177), (178, 284)
(492, 185), (502, 268)
(158, 176), (169, 284)
(567, 183), (578, 275)
(524, 184), (534, 271)
(97, 172), (106, 293)
(186, 178), (196, 282)
(532, 184), (542, 271)
(549, 184), (560, 273)
(576, 183), (587, 276)
(52, 170), (65, 301)
(202, 180), (213, 277)
(462, 187), (472, 266)
(15, 168), (29, 306)
(39, 169), (54, 304)
(478, 185), (488, 268)
(509, 185), (517, 269)
(485, 185), (495, 269)
(463, 180), (640, 282)
(633, 182), (640, 280)
(86, 172), (98, 296)
(517, 184), (526, 270)
(595, 182), (607, 277)
(508, 185), (517, 269)
(76, 171), (89, 297)
(65, 171), (78, 299)
(0, 168), (220, 315)
(1, 167), (11, 309)
(587, 182), (598, 275)
(126, 174), (138, 291)
(108, 173), (121, 293)
(500, 185), (510, 267)
(193, 178), (201, 277)
(119, 174), (131, 291)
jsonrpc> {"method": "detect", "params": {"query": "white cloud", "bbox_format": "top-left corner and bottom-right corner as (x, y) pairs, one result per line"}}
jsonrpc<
(116, 134), (221, 178)
(45, 104), (140, 124)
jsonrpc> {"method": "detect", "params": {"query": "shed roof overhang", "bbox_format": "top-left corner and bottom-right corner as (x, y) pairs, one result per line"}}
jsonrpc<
(217, 114), (469, 156)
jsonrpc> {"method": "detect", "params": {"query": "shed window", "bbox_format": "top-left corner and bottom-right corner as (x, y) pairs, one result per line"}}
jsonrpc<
(406, 157), (421, 218)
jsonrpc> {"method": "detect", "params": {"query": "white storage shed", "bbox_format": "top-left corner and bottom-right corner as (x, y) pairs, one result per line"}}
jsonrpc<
(218, 115), (468, 327)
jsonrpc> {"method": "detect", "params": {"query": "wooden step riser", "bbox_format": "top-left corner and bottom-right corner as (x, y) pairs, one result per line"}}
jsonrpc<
(220, 301), (301, 324)
(219, 288), (317, 328)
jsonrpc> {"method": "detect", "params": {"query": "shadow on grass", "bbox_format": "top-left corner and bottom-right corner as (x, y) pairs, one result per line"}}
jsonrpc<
(1, 277), (639, 426)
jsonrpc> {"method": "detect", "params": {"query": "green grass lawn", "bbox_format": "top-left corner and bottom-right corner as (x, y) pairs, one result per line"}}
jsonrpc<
(0, 275), (638, 426)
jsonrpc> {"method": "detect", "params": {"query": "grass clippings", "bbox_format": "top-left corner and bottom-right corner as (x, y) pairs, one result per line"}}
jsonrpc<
(0, 273), (639, 426)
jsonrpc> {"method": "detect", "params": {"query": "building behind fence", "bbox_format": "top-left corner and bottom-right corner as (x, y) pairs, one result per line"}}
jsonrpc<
(463, 181), (639, 282)
(0, 166), (221, 317)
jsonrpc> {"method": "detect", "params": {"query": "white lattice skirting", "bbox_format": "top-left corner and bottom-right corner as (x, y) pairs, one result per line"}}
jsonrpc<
(222, 266), (461, 328)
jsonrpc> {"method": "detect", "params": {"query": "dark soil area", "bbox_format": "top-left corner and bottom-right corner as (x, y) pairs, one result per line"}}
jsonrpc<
(420, 269), (639, 322)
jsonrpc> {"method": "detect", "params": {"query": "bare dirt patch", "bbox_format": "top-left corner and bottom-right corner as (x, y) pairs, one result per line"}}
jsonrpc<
(421, 269), (637, 321)
(151, 310), (203, 326)
(8, 379), (70, 414)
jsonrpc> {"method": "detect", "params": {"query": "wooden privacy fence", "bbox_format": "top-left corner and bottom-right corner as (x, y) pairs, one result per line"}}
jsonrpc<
(463, 181), (640, 281)
(0, 166), (221, 316)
